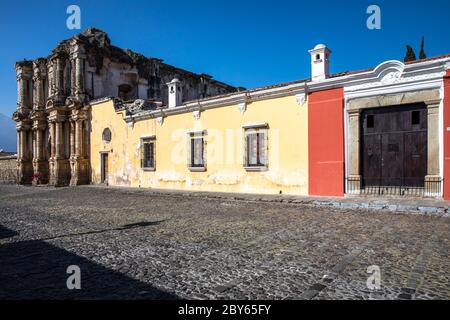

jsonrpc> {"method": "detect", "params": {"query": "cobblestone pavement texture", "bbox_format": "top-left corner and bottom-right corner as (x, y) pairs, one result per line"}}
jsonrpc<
(0, 185), (449, 300)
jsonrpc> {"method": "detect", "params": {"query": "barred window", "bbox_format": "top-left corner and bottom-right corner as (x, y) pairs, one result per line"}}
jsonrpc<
(141, 137), (155, 170)
(244, 126), (268, 170)
(188, 131), (206, 171)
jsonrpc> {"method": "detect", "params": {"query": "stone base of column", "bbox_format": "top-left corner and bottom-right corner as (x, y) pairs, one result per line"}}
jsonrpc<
(18, 159), (33, 185)
(32, 160), (49, 185)
(69, 157), (90, 186)
(49, 158), (71, 187)
(346, 175), (362, 194)
(424, 175), (442, 197)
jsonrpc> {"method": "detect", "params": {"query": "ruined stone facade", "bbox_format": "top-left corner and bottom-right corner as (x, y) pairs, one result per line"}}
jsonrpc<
(13, 28), (240, 186)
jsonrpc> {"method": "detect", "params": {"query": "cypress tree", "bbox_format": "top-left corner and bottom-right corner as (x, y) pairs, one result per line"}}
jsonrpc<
(419, 36), (427, 60)
(404, 45), (417, 62)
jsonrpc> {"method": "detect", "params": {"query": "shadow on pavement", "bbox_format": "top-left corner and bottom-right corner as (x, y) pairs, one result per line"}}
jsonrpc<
(0, 224), (178, 300)
(0, 225), (19, 239)
(36, 220), (168, 242)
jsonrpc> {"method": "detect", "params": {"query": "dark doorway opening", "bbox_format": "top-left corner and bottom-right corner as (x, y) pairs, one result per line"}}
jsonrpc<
(101, 153), (109, 184)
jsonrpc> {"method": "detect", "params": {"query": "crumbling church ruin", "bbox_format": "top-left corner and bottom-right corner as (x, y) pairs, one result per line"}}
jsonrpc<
(13, 28), (240, 186)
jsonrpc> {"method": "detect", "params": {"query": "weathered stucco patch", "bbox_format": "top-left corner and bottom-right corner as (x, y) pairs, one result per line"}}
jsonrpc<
(189, 178), (205, 186)
(157, 170), (186, 182)
(207, 170), (243, 185)
(264, 170), (307, 187)
(113, 175), (132, 186)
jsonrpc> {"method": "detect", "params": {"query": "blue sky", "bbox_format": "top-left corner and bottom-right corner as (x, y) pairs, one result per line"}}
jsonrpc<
(0, 0), (449, 117)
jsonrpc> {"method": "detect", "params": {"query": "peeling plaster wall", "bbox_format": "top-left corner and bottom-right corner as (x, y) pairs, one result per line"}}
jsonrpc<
(90, 95), (309, 195)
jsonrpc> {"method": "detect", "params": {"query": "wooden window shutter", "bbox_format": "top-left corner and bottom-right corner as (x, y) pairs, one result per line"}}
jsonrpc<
(258, 130), (268, 166)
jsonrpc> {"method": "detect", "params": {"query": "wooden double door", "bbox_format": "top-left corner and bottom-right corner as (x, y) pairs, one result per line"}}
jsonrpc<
(361, 104), (427, 188)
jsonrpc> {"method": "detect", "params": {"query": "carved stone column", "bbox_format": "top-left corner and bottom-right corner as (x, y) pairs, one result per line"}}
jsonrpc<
(347, 108), (361, 193)
(75, 119), (83, 157)
(47, 62), (55, 100)
(57, 57), (66, 103)
(32, 59), (47, 111)
(70, 121), (75, 156)
(49, 121), (56, 159)
(31, 117), (49, 185)
(36, 129), (42, 160)
(55, 121), (63, 160)
(75, 57), (85, 96)
(13, 62), (33, 185)
(16, 122), (33, 184)
(20, 129), (28, 161)
(48, 114), (70, 187)
(48, 54), (68, 107)
(70, 109), (89, 186)
(48, 120), (56, 185)
(17, 77), (26, 112)
(67, 44), (87, 107)
(425, 100), (441, 195)
(15, 61), (33, 114)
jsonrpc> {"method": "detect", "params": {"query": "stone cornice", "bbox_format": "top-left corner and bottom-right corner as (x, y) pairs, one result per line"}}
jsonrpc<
(16, 121), (32, 131)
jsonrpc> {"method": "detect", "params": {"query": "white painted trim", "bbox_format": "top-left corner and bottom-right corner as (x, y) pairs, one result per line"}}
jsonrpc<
(242, 122), (268, 129)
(186, 129), (207, 135)
(193, 110), (200, 120)
(238, 102), (247, 114)
(343, 98), (349, 192)
(295, 93), (306, 106)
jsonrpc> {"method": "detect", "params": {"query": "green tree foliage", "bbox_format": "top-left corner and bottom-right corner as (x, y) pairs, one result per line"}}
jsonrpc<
(419, 36), (427, 60)
(404, 45), (417, 62)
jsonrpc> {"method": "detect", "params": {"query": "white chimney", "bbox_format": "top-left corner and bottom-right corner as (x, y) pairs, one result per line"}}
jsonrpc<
(167, 78), (182, 108)
(309, 44), (331, 81)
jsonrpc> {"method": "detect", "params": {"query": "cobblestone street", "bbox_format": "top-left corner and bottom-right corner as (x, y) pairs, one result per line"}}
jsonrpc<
(0, 185), (449, 300)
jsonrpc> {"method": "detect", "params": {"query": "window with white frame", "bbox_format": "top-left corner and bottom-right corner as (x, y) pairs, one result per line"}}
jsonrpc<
(188, 131), (206, 171)
(141, 137), (155, 170)
(244, 125), (268, 170)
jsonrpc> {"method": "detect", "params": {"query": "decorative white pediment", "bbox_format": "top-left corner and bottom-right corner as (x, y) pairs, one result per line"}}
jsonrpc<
(295, 93), (306, 106)
(238, 102), (247, 114)
(346, 60), (408, 91)
(380, 71), (402, 84)
(371, 60), (405, 85)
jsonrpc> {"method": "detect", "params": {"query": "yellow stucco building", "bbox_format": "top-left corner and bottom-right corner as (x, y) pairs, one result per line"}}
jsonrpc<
(90, 90), (309, 195)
